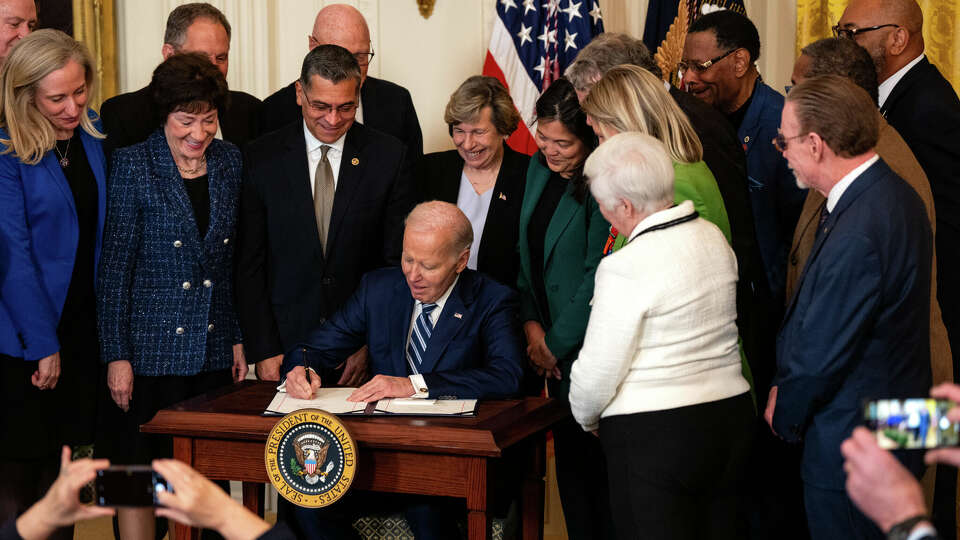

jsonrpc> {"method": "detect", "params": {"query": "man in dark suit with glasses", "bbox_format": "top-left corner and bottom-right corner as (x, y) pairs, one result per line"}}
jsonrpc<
(258, 3), (422, 163)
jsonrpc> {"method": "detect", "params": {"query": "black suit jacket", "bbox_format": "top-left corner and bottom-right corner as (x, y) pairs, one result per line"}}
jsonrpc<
(671, 86), (778, 394)
(100, 85), (262, 161)
(416, 145), (528, 289)
(235, 121), (414, 362)
(259, 76), (423, 159)
(882, 56), (960, 365)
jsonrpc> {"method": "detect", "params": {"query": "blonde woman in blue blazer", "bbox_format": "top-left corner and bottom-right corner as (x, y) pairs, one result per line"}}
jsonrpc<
(95, 54), (245, 539)
(0, 30), (108, 535)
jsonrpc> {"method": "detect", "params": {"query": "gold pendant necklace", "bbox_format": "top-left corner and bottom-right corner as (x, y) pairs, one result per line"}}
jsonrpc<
(55, 137), (71, 167)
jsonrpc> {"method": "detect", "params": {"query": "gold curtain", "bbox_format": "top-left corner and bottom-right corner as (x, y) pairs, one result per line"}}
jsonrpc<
(72, 0), (118, 111)
(795, 0), (960, 90)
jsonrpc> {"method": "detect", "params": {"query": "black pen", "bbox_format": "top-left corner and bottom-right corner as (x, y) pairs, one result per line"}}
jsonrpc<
(302, 347), (311, 385)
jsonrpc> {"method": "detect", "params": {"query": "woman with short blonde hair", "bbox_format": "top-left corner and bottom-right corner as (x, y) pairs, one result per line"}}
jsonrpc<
(0, 29), (108, 538)
(582, 64), (730, 251)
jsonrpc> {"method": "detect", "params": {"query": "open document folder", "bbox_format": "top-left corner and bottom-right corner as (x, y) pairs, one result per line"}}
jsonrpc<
(264, 387), (478, 417)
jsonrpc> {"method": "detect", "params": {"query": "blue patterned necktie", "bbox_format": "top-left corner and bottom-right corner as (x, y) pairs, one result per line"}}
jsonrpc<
(406, 302), (438, 375)
(816, 204), (830, 239)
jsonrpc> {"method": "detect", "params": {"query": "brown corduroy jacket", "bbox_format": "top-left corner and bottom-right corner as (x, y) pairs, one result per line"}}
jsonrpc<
(785, 113), (953, 386)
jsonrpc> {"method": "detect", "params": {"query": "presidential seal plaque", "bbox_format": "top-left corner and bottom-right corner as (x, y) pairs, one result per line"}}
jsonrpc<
(265, 409), (357, 508)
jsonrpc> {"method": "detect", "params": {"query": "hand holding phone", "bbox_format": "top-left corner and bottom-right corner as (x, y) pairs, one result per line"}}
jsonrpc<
(152, 459), (272, 539)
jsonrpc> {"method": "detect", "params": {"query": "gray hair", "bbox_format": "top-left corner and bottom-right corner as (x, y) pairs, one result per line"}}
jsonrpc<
(564, 33), (661, 92)
(405, 201), (473, 255)
(299, 44), (361, 90)
(584, 132), (675, 214)
(799, 38), (880, 106)
(163, 3), (231, 48)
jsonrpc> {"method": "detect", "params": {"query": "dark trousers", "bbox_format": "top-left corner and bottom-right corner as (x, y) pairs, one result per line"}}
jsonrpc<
(804, 451), (925, 540)
(599, 393), (753, 540)
(804, 484), (883, 540)
(744, 420), (809, 540)
(551, 415), (614, 540)
(278, 491), (463, 540)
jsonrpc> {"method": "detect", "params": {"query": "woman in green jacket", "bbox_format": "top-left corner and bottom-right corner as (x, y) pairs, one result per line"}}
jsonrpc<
(582, 64), (731, 252)
(516, 78), (613, 540)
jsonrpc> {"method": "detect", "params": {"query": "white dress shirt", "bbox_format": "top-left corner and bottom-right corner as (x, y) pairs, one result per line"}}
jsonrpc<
(455, 172), (494, 270)
(826, 154), (880, 212)
(879, 53), (925, 110)
(406, 275), (460, 397)
(303, 120), (346, 195)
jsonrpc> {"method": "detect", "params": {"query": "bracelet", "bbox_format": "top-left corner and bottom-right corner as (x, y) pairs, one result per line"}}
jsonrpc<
(887, 515), (931, 540)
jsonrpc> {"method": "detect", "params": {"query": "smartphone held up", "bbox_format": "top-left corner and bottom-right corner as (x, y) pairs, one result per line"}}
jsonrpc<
(95, 465), (173, 507)
(864, 398), (959, 449)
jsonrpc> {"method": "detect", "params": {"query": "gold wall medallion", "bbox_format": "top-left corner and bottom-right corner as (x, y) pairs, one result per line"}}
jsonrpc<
(417, 0), (436, 19)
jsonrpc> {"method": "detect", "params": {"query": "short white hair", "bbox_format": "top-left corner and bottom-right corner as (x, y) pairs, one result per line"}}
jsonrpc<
(404, 201), (473, 254)
(584, 132), (674, 214)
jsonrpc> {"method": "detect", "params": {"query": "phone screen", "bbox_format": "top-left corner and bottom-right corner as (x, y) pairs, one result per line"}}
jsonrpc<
(95, 466), (171, 507)
(864, 398), (959, 449)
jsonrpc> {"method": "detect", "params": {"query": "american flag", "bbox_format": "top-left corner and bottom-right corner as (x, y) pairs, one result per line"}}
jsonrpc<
(483, 0), (605, 155)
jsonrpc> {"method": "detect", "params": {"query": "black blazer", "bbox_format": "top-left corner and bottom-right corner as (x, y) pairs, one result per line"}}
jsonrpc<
(671, 86), (778, 393)
(417, 145), (528, 289)
(881, 57), (960, 362)
(259, 76), (423, 159)
(100, 85), (262, 161)
(235, 121), (414, 362)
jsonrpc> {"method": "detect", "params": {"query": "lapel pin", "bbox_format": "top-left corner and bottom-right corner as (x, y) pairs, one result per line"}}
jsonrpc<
(499, 192), (507, 201)
(351, 157), (359, 166)
(453, 312), (463, 319)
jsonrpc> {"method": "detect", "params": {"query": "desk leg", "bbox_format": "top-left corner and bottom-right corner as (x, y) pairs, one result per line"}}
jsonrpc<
(521, 437), (546, 540)
(466, 457), (488, 540)
(242, 482), (265, 516)
(171, 437), (201, 540)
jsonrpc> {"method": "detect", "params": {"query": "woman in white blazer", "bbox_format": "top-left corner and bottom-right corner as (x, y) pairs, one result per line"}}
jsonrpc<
(569, 132), (753, 540)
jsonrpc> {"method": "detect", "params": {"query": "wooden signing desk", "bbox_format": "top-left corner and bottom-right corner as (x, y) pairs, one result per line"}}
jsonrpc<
(141, 381), (567, 540)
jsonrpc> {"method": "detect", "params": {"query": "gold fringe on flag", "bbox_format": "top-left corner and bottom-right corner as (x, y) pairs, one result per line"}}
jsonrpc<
(654, 0), (689, 86)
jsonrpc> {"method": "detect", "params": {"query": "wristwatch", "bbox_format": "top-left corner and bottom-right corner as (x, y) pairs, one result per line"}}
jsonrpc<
(887, 515), (930, 540)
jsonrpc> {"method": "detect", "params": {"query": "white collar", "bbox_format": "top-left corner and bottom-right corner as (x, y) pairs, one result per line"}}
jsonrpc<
(418, 274), (459, 313)
(878, 53), (924, 109)
(826, 154), (879, 212)
(627, 200), (696, 241)
(302, 120), (347, 155)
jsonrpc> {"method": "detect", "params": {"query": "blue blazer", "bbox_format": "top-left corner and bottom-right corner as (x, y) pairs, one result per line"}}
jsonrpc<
(740, 79), (806, 303)
(773, 158), (932, 490)
(283, 267), (524, 400)
(0, 115), (107, 361)
(97, 130), (242, 376)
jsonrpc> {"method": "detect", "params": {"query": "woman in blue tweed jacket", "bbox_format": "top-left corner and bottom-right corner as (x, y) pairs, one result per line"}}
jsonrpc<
(95, 53), (246, 539)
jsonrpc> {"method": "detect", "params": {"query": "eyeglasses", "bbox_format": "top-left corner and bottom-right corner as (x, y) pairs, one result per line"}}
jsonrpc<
(832, 23), (899, 40)
(677, 47), (740, 74)
(308, 35), (376, 66)
(772, 130), (808, 153)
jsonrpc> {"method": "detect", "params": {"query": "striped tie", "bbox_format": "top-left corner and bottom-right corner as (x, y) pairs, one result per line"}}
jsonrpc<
(406, 302), (438, 375)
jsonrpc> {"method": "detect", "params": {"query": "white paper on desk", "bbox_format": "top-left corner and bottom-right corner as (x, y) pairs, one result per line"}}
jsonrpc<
(264, 388), (477, 416)
(264, 388), (367, 415)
